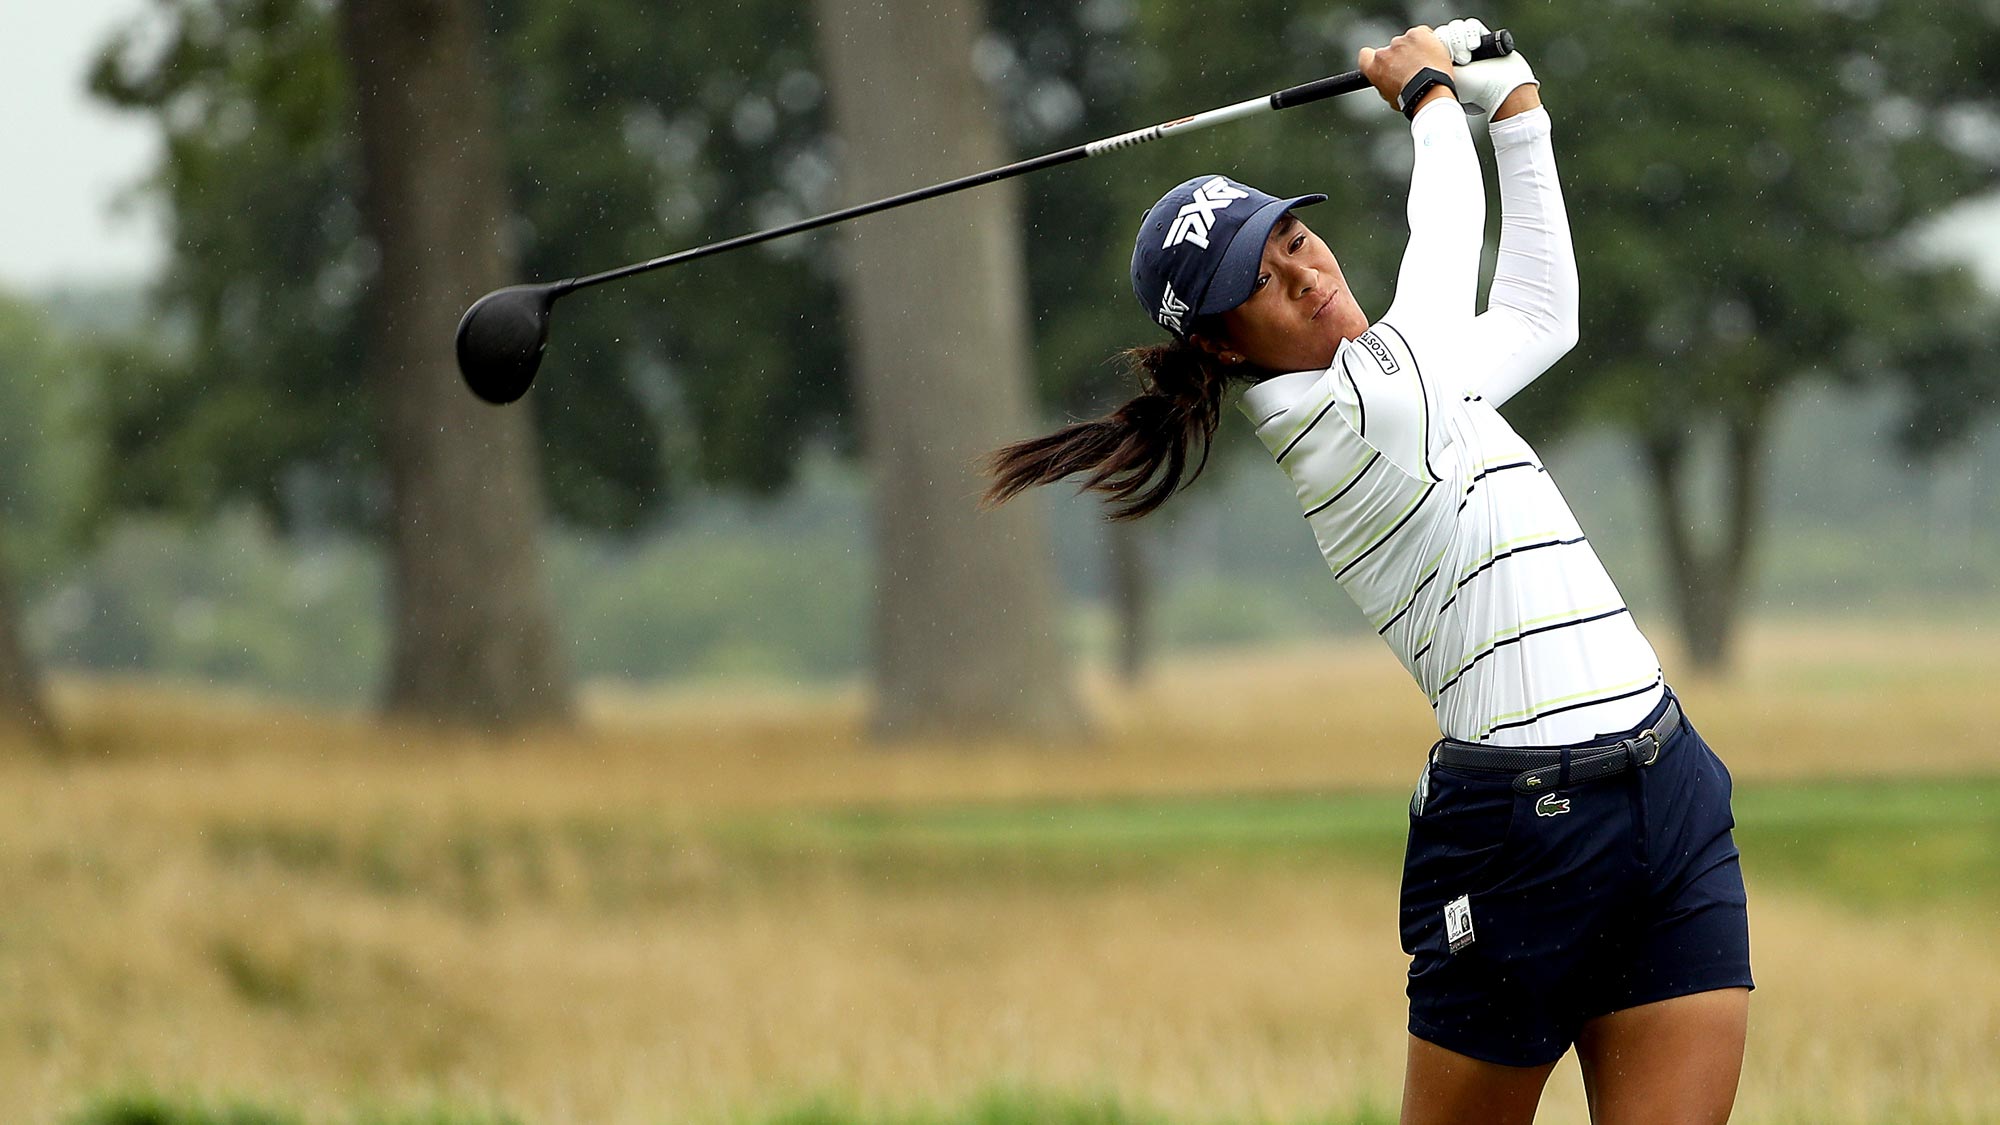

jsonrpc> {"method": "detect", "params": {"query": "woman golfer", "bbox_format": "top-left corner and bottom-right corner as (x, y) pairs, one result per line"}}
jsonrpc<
(986, 21), (1752, 1125)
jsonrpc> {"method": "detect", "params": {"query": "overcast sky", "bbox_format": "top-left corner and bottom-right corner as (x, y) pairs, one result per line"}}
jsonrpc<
(5, 3), (1996, 294)
(4, 0), (165, 290)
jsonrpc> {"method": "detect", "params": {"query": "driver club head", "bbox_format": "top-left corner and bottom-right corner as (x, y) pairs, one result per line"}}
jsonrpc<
(455, 283), (563, 404)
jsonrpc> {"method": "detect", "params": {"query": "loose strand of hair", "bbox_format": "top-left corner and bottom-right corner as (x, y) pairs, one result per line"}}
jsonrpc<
(981, 329), (1236, 522)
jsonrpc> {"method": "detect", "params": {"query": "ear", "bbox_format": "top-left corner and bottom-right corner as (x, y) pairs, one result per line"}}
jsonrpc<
(1187, 332), (1246, 366)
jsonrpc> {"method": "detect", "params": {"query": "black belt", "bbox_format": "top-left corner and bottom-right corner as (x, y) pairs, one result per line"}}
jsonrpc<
(1431, 696), (1683, 795)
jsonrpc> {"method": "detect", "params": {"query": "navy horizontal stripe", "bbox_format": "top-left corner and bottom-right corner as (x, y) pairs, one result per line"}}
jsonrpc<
(1335, 480), (1439, 581)
(1432, 606), (1632, 704)
(1277, 395), (1340, 462)
(1457, 461), (1544, 513)
(1305, 451), (1382, 519)
(1428, 535), (1589, 623)
(1478, 674), (1665, 741)
(1377, 560), (1442, 636)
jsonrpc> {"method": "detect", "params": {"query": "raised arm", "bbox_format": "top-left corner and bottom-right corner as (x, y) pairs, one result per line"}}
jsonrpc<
(1431, 24), (1579, 408)
(1325, 27), (1487, 483)
(1358, 28), (1487, 337)
(1467, 90), (1579, 407)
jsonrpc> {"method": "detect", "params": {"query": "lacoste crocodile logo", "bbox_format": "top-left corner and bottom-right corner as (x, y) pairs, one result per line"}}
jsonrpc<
(1535, 793), (1571, 817)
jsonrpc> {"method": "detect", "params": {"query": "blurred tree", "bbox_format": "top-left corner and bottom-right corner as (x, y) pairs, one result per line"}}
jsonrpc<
(1488, 0), (2000, 669)
(339, 0), (574, 726)
(0, 556), (53, 742)
(0, 295), (91, 744)
(92, 0), (572, 726)
(814, 0), (1083, 737)
(0, 295), (109, 589)
(88, 0), (848, 531)
(87, 0), (850, 718)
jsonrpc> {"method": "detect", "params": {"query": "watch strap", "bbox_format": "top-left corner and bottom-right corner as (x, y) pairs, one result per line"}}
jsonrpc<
(1398, 66), (1457, 121)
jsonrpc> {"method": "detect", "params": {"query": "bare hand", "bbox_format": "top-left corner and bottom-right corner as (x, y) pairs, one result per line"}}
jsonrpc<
(1358, 26), (1456, 112)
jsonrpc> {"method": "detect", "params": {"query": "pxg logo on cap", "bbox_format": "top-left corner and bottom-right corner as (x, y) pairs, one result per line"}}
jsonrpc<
(1131, 174), (1326, 339)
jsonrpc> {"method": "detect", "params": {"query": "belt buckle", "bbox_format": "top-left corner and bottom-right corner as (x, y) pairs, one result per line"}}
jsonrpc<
(1633, 727), (1660, 766)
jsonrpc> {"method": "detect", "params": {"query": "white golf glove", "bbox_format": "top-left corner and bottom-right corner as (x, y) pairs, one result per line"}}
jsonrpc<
(1436, 17), (1537, 117)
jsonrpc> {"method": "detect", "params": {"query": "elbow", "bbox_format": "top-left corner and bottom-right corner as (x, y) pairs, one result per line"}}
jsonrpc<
(1552, 316), (1580, 358)
(1550, 279), (1580, 357)
(1519, 315), (1578, 378)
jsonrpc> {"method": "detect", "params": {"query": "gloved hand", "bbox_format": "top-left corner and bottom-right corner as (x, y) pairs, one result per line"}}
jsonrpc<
(1435, 17), (1537, 116)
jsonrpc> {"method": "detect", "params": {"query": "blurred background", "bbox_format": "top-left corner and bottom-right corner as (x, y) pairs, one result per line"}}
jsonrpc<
(4, 0), (1997, 1122)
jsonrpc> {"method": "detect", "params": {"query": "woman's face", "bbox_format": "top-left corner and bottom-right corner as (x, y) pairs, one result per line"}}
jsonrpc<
(1200, 214), (1368, 373)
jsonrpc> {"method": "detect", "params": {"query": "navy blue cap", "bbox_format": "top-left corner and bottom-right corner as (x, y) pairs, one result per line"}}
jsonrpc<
(1131, 175), (1326, 339)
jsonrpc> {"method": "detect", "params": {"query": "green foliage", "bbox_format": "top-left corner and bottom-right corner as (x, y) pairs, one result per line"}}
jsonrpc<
(88, 0), (377, 532)
(33, 510), (385, 702)
(1482, 0), (2000, 446)
(487, 0), (845, 516)
(545, 466), (870, 682)
(0, 293), (109, 584)
(31, 472), (871, 699)
(86, 0), (853, 533)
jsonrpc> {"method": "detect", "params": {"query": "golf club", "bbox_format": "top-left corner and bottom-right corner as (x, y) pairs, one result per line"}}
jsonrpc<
(455, 29), (1514, 404)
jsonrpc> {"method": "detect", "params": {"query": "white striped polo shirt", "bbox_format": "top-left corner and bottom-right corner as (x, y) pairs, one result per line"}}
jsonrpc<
(1236, 103), (1663, 746)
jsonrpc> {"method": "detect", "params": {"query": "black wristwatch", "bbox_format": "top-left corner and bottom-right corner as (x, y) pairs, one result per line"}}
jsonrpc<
(1397, 67), (1457, 120)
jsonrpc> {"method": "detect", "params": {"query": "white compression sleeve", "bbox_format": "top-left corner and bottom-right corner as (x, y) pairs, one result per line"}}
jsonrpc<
(1379, 99), (1486, 339)
(1467, 107), (1579, 408)
(1337, 99), (1487, 481)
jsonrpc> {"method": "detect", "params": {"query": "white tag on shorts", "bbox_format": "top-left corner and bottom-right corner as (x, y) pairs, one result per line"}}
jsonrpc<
(1444, 894), (1475, 954)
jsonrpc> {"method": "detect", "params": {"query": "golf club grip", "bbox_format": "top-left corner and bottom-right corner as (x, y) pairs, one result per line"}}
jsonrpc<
(1270, 28), (1514, 110)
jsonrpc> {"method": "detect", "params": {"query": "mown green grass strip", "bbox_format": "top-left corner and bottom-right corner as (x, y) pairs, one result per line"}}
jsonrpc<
(740, 777), (2000, 910)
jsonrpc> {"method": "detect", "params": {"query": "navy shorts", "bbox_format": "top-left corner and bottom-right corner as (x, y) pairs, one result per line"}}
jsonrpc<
(1399, 690), (1753, 1067)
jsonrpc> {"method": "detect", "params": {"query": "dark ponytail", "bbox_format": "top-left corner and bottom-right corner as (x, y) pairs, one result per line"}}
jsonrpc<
(983, 325), (1244, 521)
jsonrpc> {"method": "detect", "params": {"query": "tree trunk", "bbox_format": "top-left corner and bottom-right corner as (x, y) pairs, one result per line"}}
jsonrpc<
(0, 554), (55, 744)
(341, 0), (574, 729)
(814, 0), (1084, 739)
(1640, 406), (1771, 672)
(1107, 516), (1150, 685)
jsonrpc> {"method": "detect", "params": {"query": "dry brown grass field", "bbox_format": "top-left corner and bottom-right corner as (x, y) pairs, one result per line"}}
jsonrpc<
(3, 618), (1996, 1124)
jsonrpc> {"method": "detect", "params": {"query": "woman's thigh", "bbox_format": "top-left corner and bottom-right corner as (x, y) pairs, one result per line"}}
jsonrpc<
(1400, 1033), (1560, 1125)
(1576, 987), (1750, 1125)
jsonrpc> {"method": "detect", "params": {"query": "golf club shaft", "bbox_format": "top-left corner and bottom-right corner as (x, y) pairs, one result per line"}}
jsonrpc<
(557, 30), (1513, 296)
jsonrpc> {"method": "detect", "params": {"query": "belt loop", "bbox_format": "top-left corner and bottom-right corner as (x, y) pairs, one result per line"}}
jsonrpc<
(1558, 744), (1572, 788)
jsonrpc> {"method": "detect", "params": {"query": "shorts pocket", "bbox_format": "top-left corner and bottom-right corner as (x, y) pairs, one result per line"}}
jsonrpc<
(1400, 765), (1523, 954)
